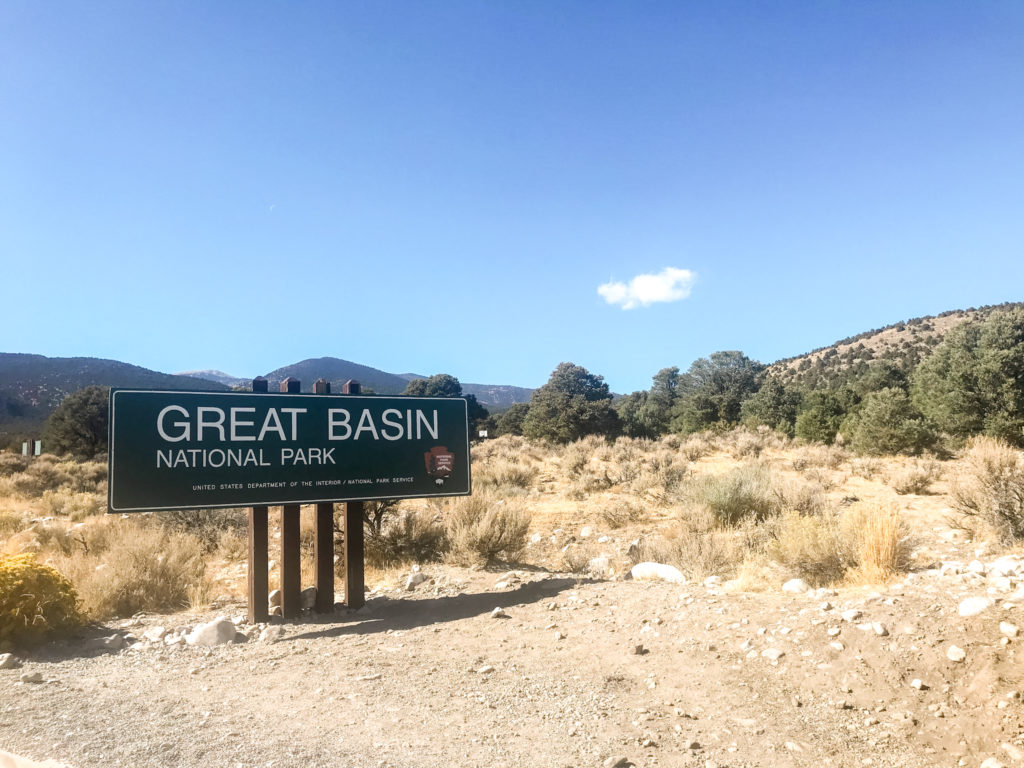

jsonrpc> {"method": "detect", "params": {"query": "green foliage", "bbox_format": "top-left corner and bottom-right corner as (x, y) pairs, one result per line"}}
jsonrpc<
(521, 362), (620, 443)
(403, 373), (490, 429)
(494, 402), (530, 437)
(615, 391), (655, 438)
(740, 379), (801, 436)
(912, 308), (1024, 446)
(0, 553), (83, 648)
(42, 386), (110, 459)
(840, 387), (937, 455)
(686, 463), (779, 526)
(849, 361), (909, 397)
(365, 509), (446, 567)
(795, 388), (856, 444)
(670, 352), (764, 434)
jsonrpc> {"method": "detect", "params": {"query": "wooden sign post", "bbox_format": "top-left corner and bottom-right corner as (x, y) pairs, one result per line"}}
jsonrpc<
(107, 381), (471, 623)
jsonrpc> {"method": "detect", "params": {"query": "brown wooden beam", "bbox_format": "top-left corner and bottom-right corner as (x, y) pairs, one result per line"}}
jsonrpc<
(247, 376), (270, 624)
(344, 500), (365, 609)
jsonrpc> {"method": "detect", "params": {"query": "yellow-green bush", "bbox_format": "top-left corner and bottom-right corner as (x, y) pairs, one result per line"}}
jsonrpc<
(0, 553), (83, 648)
(444, 494), (531, 566)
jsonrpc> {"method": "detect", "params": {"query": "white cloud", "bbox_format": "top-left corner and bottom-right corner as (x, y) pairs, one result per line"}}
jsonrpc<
(598, 267), (696, 310)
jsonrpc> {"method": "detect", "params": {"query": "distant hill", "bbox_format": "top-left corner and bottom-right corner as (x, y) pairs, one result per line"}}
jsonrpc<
(259, 357), (534, 407)
(0, 354), (230, 441)
(767, 302), (1024, 389)
(261, 357), (413, 395)
(175, 369), (249, 388)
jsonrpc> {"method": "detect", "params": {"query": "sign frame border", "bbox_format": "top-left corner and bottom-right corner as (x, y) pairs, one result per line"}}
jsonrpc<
(107, 388), (473, 513)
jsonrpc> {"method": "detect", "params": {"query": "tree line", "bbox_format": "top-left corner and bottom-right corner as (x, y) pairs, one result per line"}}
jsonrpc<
(34, 307), (1024, 458)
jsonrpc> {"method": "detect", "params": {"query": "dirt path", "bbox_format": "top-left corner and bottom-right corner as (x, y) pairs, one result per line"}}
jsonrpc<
(4, 561), (1024, 768)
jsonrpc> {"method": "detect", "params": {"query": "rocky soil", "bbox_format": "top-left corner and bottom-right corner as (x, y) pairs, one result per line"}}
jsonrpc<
(4, 542), (1024, 768)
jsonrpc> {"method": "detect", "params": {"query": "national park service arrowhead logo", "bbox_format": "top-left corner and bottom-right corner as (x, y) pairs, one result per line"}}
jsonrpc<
(425, 446), (455, 485)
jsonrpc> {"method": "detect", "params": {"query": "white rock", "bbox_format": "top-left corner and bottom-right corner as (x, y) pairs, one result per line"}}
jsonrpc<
(761, 648), (785, 661)
(300, 586), (318, 609)
(268, 589), (282, 607)
(20, 671), (43, 683)
(782, 579), (810, 594)
(872, 622), (889, 637)
(841, 609), (863, 623)
(476, 665), (495, 675)
(580, 526), (594, 538)
(258, 626), (286, 644)
(186, 617), (237, 647)
(530, 533), (543, 544)
(0, 653), (18, 670)
(143, 626), (167, 643)
(1000, 621), (1020, 638)
(490, 607), (509, 619)
(969, 560), (988, 575)
(947, 644), (967, 662)
(958, 597), (993, 617)
(631, 562), (685, 584)
(405, 573), (428, 591)
(980, 759), (1005, 768)
(829, 641), (845, 651)
(910, 678), (925, 690)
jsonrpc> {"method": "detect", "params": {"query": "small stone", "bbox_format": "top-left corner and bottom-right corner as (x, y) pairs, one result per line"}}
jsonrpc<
(602, 757), (630, 768)
(630, 562), (685, 584)
(555, 631), (566, 640)
(872, 622), (889, 637)
(300, 586), (318, 609)
(761, 648), (785, 662)
(268, 589), (282, 608)
(947, 644), (967, 662)
(631, 644), (647, 655)
(827, 627), (841, 637)
(258, 626), (286, 644)
(20, 671), (43, 683)
(529, 533), (543, 544)
(490, 607), (509, 619)
(186, 617), (237, 647)
(405, 573), (428, 591)
(143, 626), (167, 643)
(476, 665), (495, 675)
(1000, 621), (1020, 638)
(911, 679), (927, 690)
(580, 525), (594, 538)
(980, 759), (1006, 768)
(684, 739), (701, 750)
(841, 609), (862, 622)
(958, 597), (993, 617)
(829, 641), (845, 651)
(0, 653), (19, 670)
(782, 578), (810, 594)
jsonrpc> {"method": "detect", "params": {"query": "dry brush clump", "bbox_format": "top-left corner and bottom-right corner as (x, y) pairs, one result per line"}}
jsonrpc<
(443, 494), (531, 566)
(684, 462), (780, 526)
(791, 443), (848, 472)
(49, 517), (211, 620)
(365, 508), (447, 568)
(766, 503), (910, 587)
(0, 552), (83, 649)
(951, 436), (1024, 543)
(886, 456), (942, 495)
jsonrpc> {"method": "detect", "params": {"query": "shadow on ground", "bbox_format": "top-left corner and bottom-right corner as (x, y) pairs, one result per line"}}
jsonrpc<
(289, 576), (592, 641)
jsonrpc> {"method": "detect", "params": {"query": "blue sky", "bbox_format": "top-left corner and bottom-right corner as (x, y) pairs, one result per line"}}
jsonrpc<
(2, 2), (1022, 394)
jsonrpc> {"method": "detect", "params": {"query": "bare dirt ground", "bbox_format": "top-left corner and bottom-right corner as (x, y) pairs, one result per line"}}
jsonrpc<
(4, 437), (1024, 768)
(4, 545), (1024, 768)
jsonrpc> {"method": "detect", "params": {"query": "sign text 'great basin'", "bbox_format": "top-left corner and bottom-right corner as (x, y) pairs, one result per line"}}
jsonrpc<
(108, 389), (471, 512)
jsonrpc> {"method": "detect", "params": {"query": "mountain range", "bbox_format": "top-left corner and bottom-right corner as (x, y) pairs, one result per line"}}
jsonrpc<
(0, 354), (534, 442)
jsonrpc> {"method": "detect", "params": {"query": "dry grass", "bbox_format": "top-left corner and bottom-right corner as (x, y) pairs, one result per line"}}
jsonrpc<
(50, 517), (211, 620)
(684, 462), (779, 526)
(474, 457), (536, 495)
(766, 511), (848, 586)
(842, 503), (911, 583)
(444, 494), (531, 566)
(791, 443), (847, 471)
(597, 499), (650, 528)
(887, 457), (941, 495)
(951, 436), (1024, 543)
(366, 509), (447, 568)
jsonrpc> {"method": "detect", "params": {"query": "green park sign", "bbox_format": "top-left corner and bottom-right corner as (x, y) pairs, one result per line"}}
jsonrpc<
(108, 389), (471, 513)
